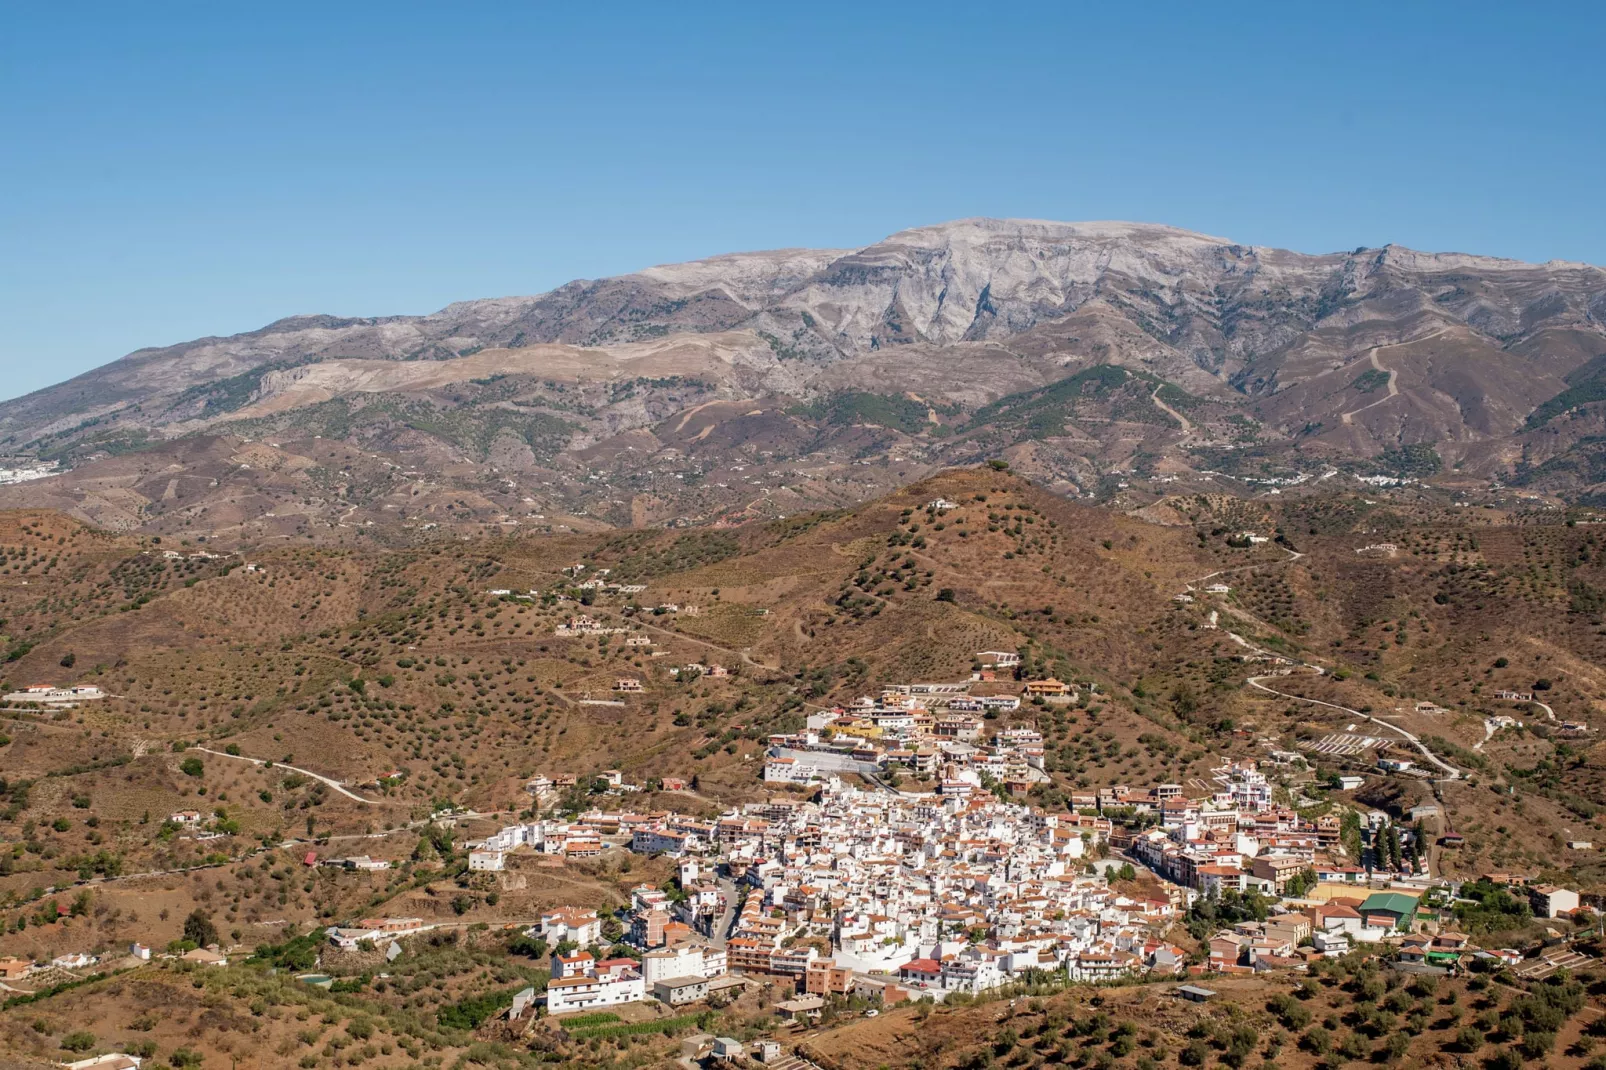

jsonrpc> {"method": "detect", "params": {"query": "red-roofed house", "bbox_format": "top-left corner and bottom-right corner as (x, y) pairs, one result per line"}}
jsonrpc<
(552, 951), (595, 979)
(898, 958), (943, 987)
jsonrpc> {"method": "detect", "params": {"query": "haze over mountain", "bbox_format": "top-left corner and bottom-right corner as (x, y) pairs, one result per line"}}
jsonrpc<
(3, 218), (1605, 539)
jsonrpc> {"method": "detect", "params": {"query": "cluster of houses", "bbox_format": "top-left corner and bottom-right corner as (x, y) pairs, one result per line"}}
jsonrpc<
(163, 809), (233, 843)
(325, 916), (431, 949)
(0, 940), (228, 991)
(761, 659), (1088, 793)
(470, 778), (690, 869)
(159, 549), (223, 562)
(538, 892), (746, 1014)
(495, 565), (654, 601)
(469, 816), (604, 870)
(1205, 876), (1588, 973)
(635, 781), (1186, 997)
(1122, 761), (1436, 898)
(571, 574), (648, 596)
(467, 777), (1193, 1007)
(551, 610), (694, 640)
(486, 587), (542, 601)
(668, 662), (732, 679)
(12, 790), (1594, 1031)
(552, 614), (633, 638)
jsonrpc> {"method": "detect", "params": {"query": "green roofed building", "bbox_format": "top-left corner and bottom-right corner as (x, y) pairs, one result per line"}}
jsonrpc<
(1359, 892), (1419, 931)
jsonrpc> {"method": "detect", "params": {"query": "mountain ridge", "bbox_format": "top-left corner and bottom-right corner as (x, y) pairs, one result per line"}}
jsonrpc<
(33, 218), (1606, 385)
(4, 217), (1606, 537)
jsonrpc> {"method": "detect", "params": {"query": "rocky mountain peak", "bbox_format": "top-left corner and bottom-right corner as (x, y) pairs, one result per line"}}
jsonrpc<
(3, 218), (1606, 537)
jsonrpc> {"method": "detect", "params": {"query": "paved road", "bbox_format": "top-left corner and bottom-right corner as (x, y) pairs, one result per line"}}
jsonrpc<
(1188, 547), (1463, 783)
(194, 746), (381, 804)
(1245, 667), (1461, 780)
(1184, 545), (1305, 591)
(711, 874), (742, 948)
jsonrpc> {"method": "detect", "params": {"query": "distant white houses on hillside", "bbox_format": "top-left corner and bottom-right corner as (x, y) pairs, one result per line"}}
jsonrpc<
(2, 684), (106, 705)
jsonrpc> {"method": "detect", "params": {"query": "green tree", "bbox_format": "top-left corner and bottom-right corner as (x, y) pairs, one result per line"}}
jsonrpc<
(183, 909), (218, 947)
(1340, 809), (1363, 860)
(1186, 887), (1269, 940)
(1454, 879), (1534, 933)
(1518, 1032), (1556, 1058)
(1481, 1049), (1522, 1070)
(1285, 867), (1318, 898)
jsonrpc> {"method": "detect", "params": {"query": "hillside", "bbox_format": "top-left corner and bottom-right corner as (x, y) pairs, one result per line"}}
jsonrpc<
(805, 961), (1606, 1070)
(3, 469), (1606, 1063)
(3, 219), (1606, 537)
(3, 468), (1606, 947)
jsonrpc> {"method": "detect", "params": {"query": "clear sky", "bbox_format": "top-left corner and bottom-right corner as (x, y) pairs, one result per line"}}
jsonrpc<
(2, 1), (1602, 401)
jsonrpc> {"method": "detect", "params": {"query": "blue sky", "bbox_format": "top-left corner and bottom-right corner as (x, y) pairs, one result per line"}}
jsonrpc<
(2, 2), (1602, 400)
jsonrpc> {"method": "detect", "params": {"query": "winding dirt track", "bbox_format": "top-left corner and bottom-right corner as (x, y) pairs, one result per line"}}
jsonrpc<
(1338, 328), (1449, 426)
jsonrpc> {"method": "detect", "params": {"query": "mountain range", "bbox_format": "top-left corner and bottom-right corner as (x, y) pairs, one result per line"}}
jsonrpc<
(4, 217), (1606, 539)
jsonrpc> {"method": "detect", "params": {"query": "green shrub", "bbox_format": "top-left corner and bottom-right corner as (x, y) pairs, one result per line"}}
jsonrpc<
(568, 1013), (706, 1039)
(560, 1012), (621, 1028)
